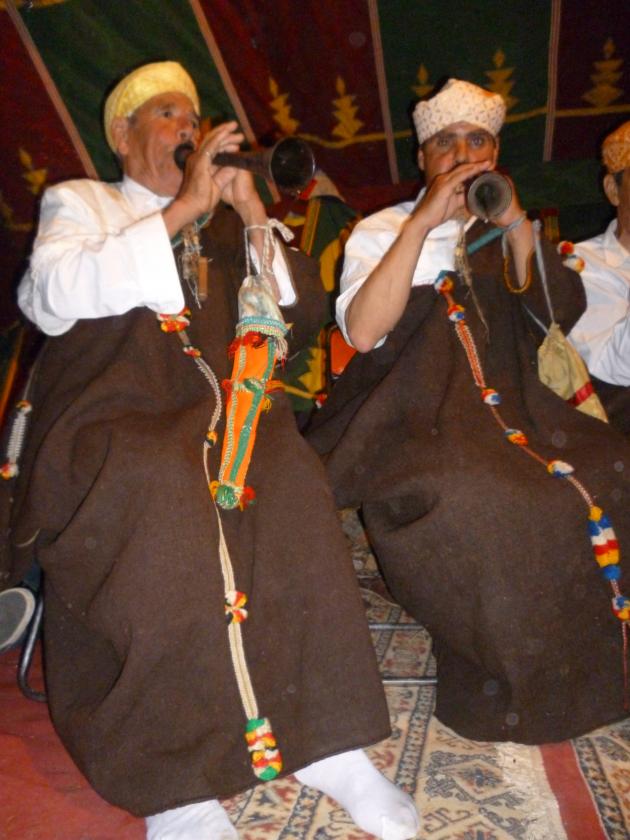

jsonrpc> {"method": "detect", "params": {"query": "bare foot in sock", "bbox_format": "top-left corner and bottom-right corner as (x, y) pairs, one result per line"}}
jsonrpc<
(145, 799), (238, 840)
(295, 748), (419, 840)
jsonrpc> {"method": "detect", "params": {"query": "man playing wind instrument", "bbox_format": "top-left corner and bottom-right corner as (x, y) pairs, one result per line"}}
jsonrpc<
(5, 61), (419, 840)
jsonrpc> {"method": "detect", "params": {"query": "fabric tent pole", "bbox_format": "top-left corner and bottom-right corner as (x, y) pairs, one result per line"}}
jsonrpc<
(5, 0), (98, 179)
(543, 0), (562, 162)
(367, 0), (400, 185)
(187, 0), (281, 202)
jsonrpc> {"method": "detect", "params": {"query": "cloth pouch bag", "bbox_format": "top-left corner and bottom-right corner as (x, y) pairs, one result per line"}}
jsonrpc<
(537, 321), (608, 422)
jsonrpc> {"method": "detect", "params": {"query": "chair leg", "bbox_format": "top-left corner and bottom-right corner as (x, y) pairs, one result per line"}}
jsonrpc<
(17, 591), (46, 703)
(382, 675), (437, 686)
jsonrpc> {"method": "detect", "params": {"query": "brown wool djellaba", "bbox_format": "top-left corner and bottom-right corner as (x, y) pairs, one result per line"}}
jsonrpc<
(590, 374), (630, 439)
(1, 207), (390, 816)
(307, 222), (630, 745)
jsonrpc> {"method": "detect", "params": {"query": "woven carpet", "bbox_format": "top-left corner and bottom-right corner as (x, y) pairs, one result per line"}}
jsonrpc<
(1, 510), (629, 839)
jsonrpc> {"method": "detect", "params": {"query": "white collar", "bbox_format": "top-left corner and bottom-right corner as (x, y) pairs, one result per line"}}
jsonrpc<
(602, 218), (630, 268)
(120, 175), (173, 215)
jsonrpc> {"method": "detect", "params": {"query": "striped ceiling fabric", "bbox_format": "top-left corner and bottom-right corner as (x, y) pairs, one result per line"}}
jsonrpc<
(1, 0), (629, 324)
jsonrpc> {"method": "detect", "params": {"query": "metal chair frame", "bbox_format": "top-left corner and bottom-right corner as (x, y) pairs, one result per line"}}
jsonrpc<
(17, 590), (46, 702)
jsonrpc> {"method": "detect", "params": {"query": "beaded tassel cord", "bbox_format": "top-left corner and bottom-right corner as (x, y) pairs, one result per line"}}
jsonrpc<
(434, 269), (630, 707)
(1, 350), (40, 480)
(1, 400), (33, 479)
(154, 221), (294, 782)
(157, 306), (283, 781)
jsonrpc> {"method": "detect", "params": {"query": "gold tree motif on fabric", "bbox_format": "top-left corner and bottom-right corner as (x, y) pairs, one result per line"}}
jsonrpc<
(296, 345), (325, 396)
(0, 194), (32, 233)
(583, 38), (624, 108)
(19, 148), (47, 196)
(331, 77), (364, 141)
(0, 0), (67, 8)
(268, 77), (299, 135)
(0, 148), (46, 232)
(485, 49), (518, 111)
(412, 64), (434, 99)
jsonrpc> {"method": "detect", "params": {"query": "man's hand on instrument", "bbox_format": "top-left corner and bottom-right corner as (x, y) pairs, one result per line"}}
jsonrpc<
(415, 159), (492, 230)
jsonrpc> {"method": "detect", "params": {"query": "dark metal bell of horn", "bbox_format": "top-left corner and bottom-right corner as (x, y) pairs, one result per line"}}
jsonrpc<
(213, 137), (316, 195)
(466, 171), (512, 221)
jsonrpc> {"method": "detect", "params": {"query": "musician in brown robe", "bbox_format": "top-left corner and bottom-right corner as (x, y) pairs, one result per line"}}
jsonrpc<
(3, 61), (419, 840)
(307, 79), (630, 745)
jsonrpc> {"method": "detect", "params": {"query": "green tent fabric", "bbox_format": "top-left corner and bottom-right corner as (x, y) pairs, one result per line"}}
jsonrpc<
(1, 0), (629, 326)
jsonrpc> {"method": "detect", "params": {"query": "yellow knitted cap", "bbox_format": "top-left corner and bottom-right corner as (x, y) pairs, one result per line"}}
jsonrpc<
(103, 61), (199, 151)
(602, 121), (630, 174)
(413, 78), (505, 145)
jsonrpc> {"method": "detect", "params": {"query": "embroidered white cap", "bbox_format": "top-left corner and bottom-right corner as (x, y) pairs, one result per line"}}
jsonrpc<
(413, 78), (506, 145)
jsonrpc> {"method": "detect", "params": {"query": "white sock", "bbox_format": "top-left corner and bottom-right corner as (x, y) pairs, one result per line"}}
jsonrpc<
(295, 748), (419, 840)
(145, 799), (237, 840)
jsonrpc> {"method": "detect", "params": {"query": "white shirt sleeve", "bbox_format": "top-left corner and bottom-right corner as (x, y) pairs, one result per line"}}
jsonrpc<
(335, 208), (406, 346)
(18, 181), (184, 336)
(335, 194), (463, 348)
(568, 226), (630, 386)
